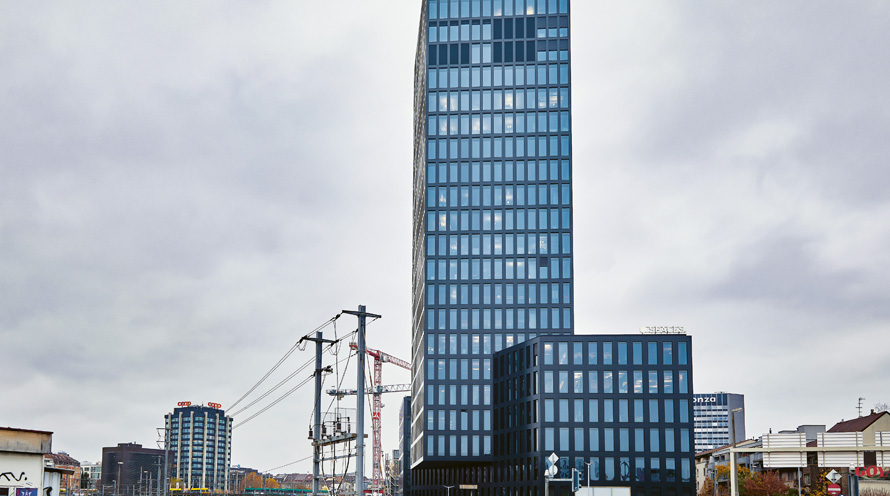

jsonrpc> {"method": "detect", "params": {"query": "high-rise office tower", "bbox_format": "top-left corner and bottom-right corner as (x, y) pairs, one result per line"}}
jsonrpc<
(411, 0), (574, 493)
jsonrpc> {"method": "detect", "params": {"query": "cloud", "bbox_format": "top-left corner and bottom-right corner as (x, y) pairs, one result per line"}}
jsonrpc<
(1, 0), (888, 473)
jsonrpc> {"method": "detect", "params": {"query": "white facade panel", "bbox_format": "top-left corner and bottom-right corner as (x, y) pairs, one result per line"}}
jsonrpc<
(763, 433), (806, 448)
(762, 434), (806, 468)
(817, 432), (863, 447)
(878, 432), (890, 465)
(816, 432), (864, 467)
(763, 452), (806, 468)
(818, 452), (864, 467)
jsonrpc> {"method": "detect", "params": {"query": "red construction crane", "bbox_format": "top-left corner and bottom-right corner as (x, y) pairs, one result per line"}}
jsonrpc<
(327, 343), (410, 493)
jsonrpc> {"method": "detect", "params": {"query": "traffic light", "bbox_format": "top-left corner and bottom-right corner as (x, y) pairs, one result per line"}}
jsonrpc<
(572, 469), (580, 493)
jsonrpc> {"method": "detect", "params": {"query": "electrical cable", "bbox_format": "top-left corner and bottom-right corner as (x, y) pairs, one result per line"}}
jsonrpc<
(230, 355), (315, 417)
(235, 330), (355, 420)
(262, 455), (315, 474)
(227, 314), (340, 410)
(234, 374), (314, 428)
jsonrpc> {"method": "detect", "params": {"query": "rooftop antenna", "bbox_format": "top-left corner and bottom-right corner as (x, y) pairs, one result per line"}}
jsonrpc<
(857, 397), (865, 417)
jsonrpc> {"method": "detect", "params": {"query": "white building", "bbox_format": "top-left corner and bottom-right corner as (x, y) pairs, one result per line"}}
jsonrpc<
(0, 427), (72, 496)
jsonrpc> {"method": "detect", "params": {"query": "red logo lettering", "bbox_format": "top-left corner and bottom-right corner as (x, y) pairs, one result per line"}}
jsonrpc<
(855, 466), (887, 478)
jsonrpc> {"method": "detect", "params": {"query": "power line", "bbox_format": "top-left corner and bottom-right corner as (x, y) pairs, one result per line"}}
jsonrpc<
(229, 355), (315, 417)
(233, 332), (357, 428)
(227, 314), (341, 411)
(263, 455), (315, 474)
(234, 375), (315, 429)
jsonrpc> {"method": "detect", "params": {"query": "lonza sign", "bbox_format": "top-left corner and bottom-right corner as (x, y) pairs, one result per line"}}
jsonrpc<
(694, 397), (718, 404)
(176, 401), (222, 409)
(855, 466), (889, 478)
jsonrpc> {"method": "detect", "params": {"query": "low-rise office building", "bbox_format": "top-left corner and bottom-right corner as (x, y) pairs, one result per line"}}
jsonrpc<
(398, 396), (411, 496)
(80, 462), (101, 490)
(493, 333), (695, 496)
(100, 443), (168, 494)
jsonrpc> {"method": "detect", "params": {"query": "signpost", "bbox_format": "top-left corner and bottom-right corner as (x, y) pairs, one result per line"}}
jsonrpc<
(544, 453), (559, 496)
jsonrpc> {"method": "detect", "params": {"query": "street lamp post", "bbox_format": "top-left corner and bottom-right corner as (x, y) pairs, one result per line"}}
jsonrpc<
(117, 462), (124, 496)
(730, 408), (744, 496)
(584, 461), (591, 494)
(444, 485), (454, 496)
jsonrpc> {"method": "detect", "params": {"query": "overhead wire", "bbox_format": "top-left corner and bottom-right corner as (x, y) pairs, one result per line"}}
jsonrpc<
(229, 355), (316, 417)
(227, 314), (341, 410)
(262, 454), (315, 474)
(234, 335), (357, 427)
(234, 374), (314, 428)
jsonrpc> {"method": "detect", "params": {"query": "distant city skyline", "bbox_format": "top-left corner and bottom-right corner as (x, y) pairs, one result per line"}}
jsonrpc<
(1, 1), (888, 476)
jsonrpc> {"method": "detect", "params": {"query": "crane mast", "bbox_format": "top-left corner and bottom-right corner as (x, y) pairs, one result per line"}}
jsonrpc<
(327, 343), (410, 493)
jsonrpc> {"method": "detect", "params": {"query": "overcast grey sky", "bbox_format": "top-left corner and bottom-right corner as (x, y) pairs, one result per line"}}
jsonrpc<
(2, 0), (889, 475)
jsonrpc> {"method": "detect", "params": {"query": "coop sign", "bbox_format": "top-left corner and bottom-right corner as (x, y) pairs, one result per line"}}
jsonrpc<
(854, 466), (888, 478)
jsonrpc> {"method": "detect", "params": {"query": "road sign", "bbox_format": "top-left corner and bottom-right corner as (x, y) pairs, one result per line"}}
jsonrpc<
(828, 484), (841, 496)
(459, 485), (477, 490)
(547, 464), (558, 477)
(826, 470), (842, 484)
(549, 453), (560, 465)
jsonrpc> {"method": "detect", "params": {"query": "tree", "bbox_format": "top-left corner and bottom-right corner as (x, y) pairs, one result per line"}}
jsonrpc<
(802, 470), (829, 496)
(264, 478), (280, 489)
(875, 402), (889, 413)
(244, 473), (263, 489)
(699, 477), (716, 496)
(742, 472), (791, 496)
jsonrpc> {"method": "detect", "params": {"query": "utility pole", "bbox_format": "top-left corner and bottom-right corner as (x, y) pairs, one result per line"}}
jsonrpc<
(301, 331), (336, 496)
(164, 426), (169, 496)
(341, 305), (381, 496)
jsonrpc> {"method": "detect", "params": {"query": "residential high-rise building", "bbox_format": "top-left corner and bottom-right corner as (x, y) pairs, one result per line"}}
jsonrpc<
(411, 0), (574, 493)
(692, 393), (745, 452)
(164, 403), (233, 491)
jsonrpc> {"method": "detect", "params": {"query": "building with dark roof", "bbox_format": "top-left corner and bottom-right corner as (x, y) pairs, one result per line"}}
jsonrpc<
(827, 411), (890, 439)
(100, 443), (169, 495)
(492, 334), (695, 496)
(45, 453), (80, 495)
(398, 396), (411, 496)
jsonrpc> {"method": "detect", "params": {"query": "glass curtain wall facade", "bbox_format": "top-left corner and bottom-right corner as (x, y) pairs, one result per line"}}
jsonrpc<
(493, 335), (696, 496)
(692, 393), (745, 453)
(411, 0), (574, 493)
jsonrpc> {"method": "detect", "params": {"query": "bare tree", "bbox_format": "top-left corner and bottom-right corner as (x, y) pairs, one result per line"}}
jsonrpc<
(875, 402), (889, 413)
